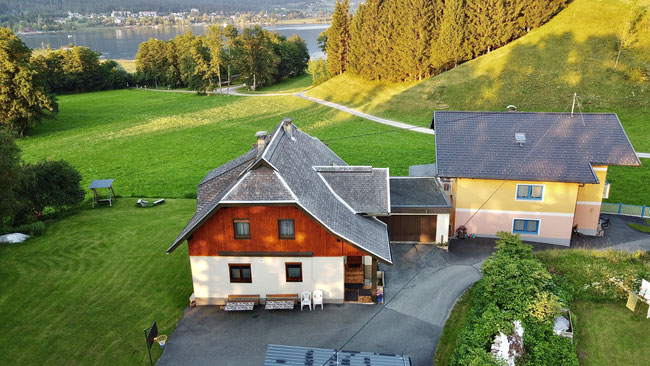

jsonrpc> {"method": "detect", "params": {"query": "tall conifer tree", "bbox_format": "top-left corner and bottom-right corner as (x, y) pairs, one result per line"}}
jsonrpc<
(326, 0), (350, 76)
(347, 3), (366, 75)
(438, 0), (466, 68)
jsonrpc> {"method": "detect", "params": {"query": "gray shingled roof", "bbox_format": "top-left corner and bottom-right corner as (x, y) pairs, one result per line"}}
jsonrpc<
(389, 177), (450, 208)
(433, 111), (640, 183)
(315, 166), (390, 214)
(196, 149), (257, 211)
(167, 121), (392, 264)
(222, 165), (296, 202)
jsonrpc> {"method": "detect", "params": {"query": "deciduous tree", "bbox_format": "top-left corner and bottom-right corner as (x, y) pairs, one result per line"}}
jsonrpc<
(0, 27), (57, 136)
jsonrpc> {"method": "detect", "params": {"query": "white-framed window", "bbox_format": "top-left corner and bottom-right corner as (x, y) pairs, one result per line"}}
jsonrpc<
(515, 184), (544, 201)
(513, 219), (540, 235)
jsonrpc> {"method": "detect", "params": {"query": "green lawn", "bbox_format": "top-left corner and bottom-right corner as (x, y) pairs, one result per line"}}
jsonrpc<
(433, 289), (473, 366)
(0, 198), (194, 365)
(17, 89), (434, 199)
(238, 73), (313, 94)
(8, 87), (436, 365)
(572, 300), (649, 365)
(629, 219), (650, 233)
(307, 0), (650, 205)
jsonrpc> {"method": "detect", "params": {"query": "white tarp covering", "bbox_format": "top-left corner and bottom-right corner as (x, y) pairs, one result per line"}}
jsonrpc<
(0, 233), (30, 243)
(491, 320), (524, 366)
(553, 315), (570, 334)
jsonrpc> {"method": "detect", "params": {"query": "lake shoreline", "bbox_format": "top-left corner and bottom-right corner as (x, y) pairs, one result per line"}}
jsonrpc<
(16, 19), (331, 36)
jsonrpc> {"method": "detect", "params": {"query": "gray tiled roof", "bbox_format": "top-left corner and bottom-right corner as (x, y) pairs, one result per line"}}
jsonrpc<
(222, 165), (296, 202)
(167, 121), (392, 264)
(315, 166), (390, 214)
(433, 111), (640, 183)
(389, 177), (450, 208)
(196, 149), (256, 211)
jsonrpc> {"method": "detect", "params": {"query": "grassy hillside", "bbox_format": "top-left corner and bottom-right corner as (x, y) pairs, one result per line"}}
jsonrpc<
(17, 89), (434, 199)
(308, 0), (650, 205)
(0, 199), (194, 365)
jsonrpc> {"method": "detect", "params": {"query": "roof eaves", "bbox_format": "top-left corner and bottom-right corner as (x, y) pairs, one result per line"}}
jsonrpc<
(384, 167), (391, 214)
(611, 113), (642, 166)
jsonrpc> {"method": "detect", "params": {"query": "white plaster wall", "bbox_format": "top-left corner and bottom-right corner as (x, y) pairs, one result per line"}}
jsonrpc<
(189, 256), (344, 305)
(436, 214), (450, 243)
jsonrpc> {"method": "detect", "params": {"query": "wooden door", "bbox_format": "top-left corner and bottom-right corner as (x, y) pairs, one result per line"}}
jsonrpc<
(379, 215), (437, 242)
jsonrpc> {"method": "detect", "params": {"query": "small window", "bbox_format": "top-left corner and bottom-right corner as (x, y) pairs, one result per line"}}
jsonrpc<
(513, 219), (540, 235)
(233, 219), (250, 239)
(278, 219), (295, 239)
(229, 264), (252, 283)
(285, 262), (302, 282)
(516, 185), (544, 200)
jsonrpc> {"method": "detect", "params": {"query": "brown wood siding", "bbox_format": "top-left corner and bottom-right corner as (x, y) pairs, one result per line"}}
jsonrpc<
(379, 215), (437, 242)
(188, 206), (366, 257)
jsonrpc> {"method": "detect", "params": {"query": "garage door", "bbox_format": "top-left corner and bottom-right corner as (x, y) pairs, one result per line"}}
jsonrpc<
(379, 215), (437, 242)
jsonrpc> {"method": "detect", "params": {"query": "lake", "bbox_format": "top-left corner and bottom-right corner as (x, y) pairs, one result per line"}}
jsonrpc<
(18, 23), (328, 60)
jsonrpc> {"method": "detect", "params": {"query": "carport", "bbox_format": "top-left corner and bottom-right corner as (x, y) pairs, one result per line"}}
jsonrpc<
(379, 177), (452, 244)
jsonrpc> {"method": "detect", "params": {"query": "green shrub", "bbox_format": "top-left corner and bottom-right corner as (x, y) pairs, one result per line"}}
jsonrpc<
(14, 221), (45, 237)
(526, 292), (562, 323)
(451, 232), (579, 365)
(22, 159), (85, 217)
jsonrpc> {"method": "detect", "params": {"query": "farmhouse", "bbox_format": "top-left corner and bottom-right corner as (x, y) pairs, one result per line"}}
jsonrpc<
(167, 119), (450, 305)
(433, 111), (641, 246)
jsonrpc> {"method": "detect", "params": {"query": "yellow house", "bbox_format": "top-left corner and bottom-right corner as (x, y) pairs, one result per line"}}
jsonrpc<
(433, 111), (640, 246)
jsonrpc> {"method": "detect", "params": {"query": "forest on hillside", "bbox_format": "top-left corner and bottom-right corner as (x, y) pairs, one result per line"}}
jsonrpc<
(325, 0), (568, 82)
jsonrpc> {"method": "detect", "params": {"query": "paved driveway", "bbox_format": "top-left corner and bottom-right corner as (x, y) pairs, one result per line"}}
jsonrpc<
(157, 243), (492, 366)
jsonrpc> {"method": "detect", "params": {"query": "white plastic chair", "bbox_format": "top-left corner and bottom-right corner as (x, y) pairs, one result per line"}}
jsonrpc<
(300, 291), (312, 311)
(313, 290), (324, 310)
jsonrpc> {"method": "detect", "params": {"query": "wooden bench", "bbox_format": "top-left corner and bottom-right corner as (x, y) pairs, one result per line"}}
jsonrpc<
(265, 294), (298, 310)
(224, 294), (260, 312)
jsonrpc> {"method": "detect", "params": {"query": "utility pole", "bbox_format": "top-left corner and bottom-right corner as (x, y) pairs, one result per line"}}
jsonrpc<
(571, 92), (577, 117)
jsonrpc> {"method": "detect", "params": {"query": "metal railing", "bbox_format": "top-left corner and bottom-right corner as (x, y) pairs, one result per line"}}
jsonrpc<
(601, 202), (650, 218)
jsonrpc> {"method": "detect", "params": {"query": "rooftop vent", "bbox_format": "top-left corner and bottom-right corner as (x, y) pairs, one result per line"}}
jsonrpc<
(515, 133), (526, 147)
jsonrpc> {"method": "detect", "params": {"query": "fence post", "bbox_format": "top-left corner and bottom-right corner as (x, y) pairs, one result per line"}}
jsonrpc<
(642, 205), (646, 218)
(618, 202), (622, 215)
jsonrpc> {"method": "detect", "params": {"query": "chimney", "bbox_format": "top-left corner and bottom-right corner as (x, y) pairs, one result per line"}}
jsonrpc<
(255, 131), (267, 157)
(282, 117), (293, 139)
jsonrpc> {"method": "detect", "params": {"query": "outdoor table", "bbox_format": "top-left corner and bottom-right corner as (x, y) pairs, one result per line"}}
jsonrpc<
(265, 300), (295, 310)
